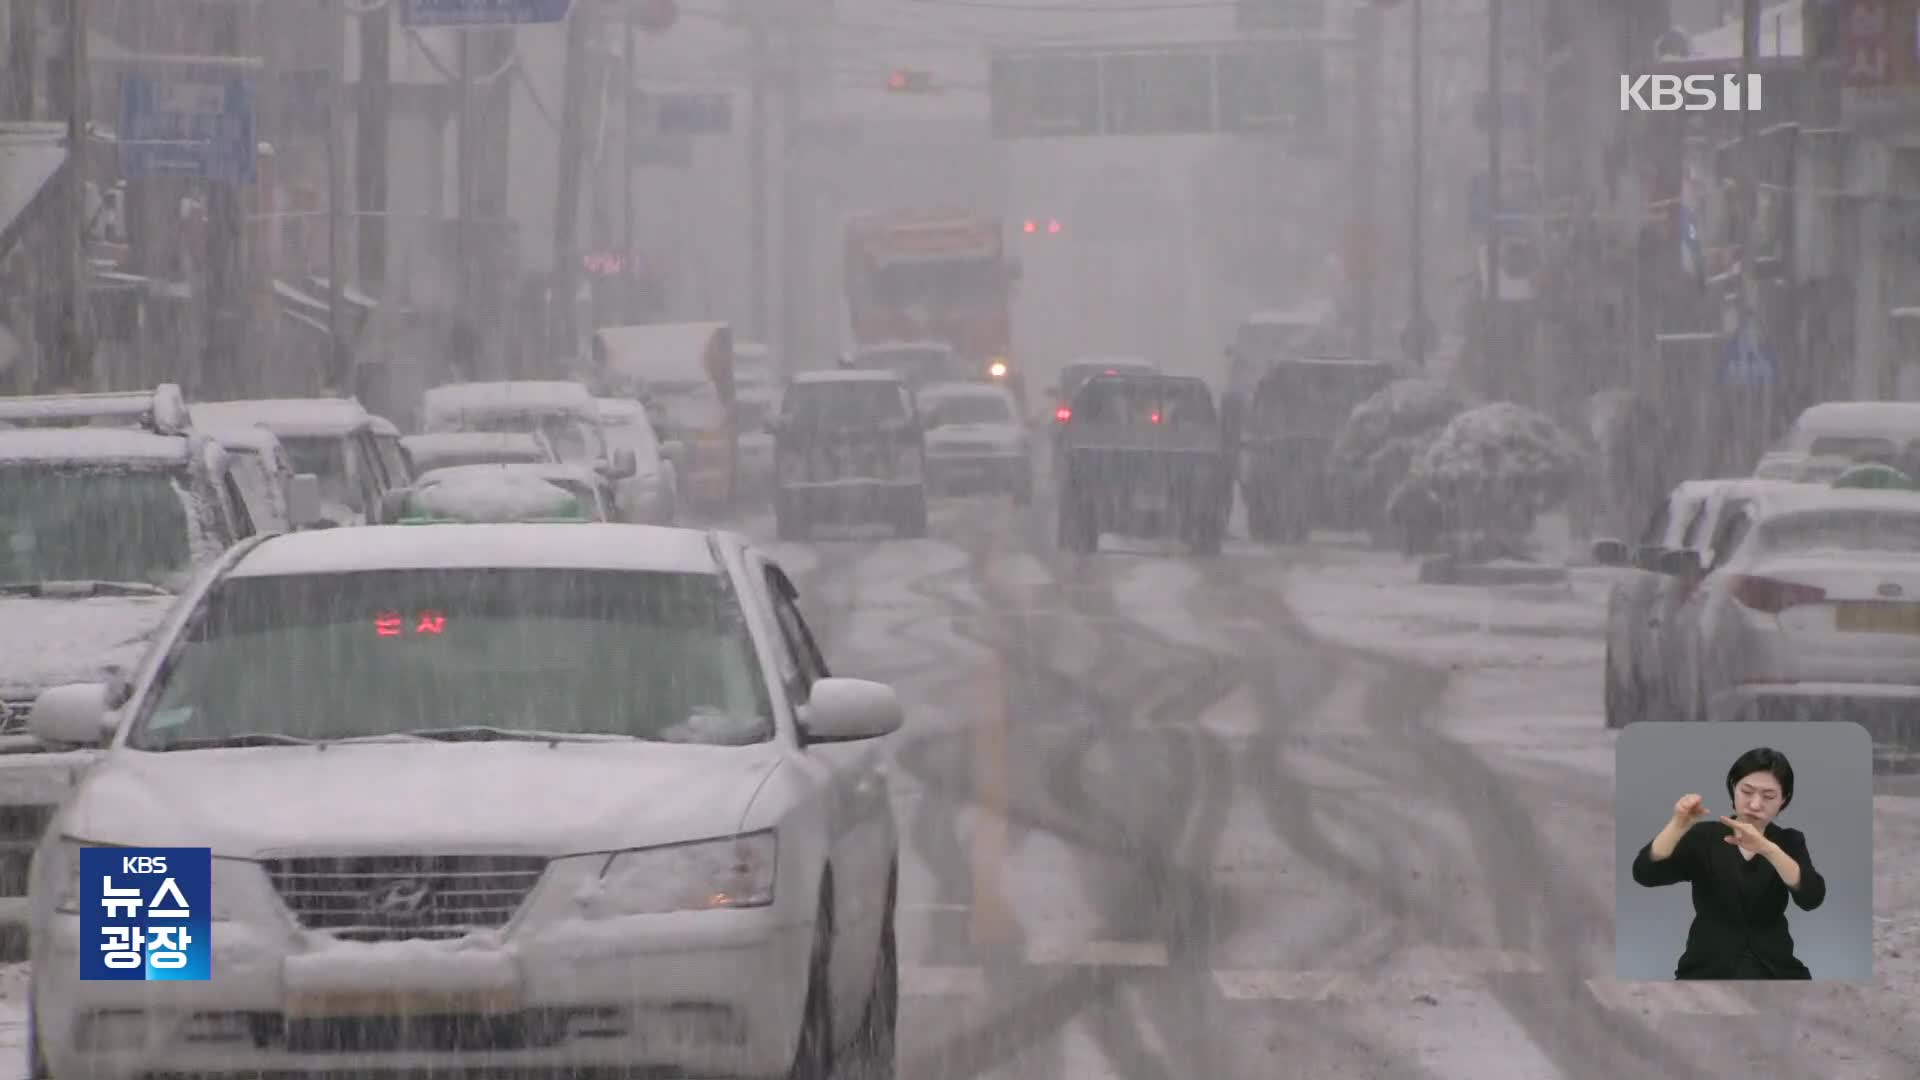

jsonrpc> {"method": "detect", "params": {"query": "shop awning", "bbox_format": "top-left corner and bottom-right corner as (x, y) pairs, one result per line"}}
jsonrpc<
(0, 124), (68, 257)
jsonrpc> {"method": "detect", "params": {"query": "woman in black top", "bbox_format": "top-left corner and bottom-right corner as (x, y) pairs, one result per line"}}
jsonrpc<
(1631, 747), (1827, 979)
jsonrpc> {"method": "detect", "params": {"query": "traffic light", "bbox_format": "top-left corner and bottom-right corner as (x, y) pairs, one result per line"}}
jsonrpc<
(887, 69), (934, 93)
(1021, 218), (1062, 235)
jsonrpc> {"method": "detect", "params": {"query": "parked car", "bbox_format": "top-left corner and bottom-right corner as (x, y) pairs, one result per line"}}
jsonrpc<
(190, 398), (411, 526)
(398, 431), (557, 475)
(594, 396), (679, 524)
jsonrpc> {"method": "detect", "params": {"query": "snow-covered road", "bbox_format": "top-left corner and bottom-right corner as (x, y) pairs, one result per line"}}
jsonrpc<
(11, 498), (1920, 1077)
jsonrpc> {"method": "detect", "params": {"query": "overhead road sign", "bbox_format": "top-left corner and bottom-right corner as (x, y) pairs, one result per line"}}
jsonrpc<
(990, 41), (1328, 140)
(117, 58), (261, 186)
(399, 0), (575, 28)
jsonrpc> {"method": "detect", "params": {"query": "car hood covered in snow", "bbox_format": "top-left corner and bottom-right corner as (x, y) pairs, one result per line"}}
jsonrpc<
(64, 741), (787, 856)
(0, 595), (175, 701)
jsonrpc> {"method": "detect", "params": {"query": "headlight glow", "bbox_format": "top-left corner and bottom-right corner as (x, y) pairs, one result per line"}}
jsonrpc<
(987, 359), (1009, 379)
(598, 831), (777, 914)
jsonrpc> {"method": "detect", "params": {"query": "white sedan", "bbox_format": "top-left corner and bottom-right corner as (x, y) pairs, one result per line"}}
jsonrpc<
(1669, 488), (1920, 759)
(26, 523), (903, 1080)
(917, 381), (1033, 503)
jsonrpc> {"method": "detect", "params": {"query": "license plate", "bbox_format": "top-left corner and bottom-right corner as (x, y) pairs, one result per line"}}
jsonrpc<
(1133, 492), (1169, 512)
(1835, 602), (1920, 634)
(284, 988), (523, 1018)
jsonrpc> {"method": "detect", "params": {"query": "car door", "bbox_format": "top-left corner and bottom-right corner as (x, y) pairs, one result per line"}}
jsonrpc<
(1639, 491), (1705, 699)
(1615, 495), (1673, 689)
(1690, 504), (1760, 717)
(762, 561), (891, 1027)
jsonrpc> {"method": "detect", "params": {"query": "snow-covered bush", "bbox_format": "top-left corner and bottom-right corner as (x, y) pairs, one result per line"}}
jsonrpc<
(1389, 402), (1588, 556)
(1327, 377), (1478, 526)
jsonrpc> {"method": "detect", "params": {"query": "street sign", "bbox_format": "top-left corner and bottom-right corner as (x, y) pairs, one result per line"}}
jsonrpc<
(1217, 43), (1325, 134)
(399, 0), (574, 27)
(989, 53), (1101, 138)
(1102, 52), (1213, 135)
(990, 42), (1327, 139)
(1236, 0), (1323, 32)
(117, 67), (257, 185)
(641, 92), (732, 136)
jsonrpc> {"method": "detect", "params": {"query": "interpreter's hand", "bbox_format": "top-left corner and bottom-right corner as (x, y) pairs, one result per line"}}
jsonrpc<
(1721, 816), (1771, 854)
(1671, 793), (1709, 827)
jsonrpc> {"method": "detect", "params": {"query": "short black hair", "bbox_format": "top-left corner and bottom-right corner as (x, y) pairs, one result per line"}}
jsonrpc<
(1726, 747), (1795, 810)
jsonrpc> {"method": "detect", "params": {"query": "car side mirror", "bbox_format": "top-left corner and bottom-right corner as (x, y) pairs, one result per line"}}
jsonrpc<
(378, 489), (412, 524)
(799, 677), (904, 743)
(1658, 548), (1703, 577)
(1590, 538), (1629, 566)
(660, 439), (685, 464)
(287, 473), (324, 529)
(608, 446), (639, 479)
(29, 682), (114, 747)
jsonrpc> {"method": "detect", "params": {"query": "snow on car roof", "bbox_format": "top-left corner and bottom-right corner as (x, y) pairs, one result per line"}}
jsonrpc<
(793, 369), (906, 385)
(422, 381), (594, 415)
(0, 427), (188, 465)
(594, 397), (645, 419)
(191, 398), (373, 438)
(200, 425), (285, 454)
(1791, 401), (1920, 438)
(233, 523), (721, 578)
(401, 432), (547, 452)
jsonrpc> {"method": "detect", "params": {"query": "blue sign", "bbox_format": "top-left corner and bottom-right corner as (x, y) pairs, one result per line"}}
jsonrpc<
(1721, 318), (1776, 388)
(118, 70), (257, 185)
(645, 93), (732, 137)
(400, 0), (574, 26)
(80, 847), (212, 982)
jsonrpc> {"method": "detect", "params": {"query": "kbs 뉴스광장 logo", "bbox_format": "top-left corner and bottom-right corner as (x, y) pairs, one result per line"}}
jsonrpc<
(79, 847), (212, 981)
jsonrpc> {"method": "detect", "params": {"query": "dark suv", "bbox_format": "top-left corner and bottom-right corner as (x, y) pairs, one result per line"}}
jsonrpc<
(770, 371), (930, 540)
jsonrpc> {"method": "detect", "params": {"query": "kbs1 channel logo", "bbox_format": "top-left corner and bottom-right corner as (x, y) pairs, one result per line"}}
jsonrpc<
(79, 848), (212, 981)
(1620, 73), (1763, 113)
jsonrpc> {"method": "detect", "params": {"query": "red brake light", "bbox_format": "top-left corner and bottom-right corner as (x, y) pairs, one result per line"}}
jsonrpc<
(1150, 411), (1162, 424)
(1053, 406), (1071, 423)
(1730, 575), (1827, 614)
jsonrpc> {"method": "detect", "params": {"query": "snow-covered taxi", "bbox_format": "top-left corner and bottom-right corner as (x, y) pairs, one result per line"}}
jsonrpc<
(26, 523), (903, 1080)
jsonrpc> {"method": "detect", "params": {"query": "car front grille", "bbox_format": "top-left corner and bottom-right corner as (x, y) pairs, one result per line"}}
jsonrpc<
(260, 854), (548, 941)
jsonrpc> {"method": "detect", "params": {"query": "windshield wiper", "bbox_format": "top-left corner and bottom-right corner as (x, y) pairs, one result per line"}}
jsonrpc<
(0, 580), (172, 598)
(404, 725), (636, 744)
(152, 732), (318, 751)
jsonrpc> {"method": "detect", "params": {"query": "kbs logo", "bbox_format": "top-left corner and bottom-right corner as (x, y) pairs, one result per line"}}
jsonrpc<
(1619, 73), (1763, 112)
(79, 846), (212, 981)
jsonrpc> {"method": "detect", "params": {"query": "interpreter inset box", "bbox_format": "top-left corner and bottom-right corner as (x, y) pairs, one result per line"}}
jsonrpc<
(1615, 721), (1872, 981)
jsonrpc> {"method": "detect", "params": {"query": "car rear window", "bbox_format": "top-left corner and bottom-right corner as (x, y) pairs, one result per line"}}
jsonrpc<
(786, 382), (913, 428)
(1071, 378), (1217, 430)
(1759, 509), (1920, 553)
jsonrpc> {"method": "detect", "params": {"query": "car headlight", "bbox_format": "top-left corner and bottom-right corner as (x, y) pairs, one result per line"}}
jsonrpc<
(595, 831), (777, 915)
(47, 838), (251, 921)
(987, 359), (1009, 379)
(895, 447), (923, 479)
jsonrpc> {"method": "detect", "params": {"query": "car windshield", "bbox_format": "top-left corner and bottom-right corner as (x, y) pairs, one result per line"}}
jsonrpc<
(1758, 510), (1920, 553)
(0, 466), (194, 588)
(786, 382), (912, 429)
(412, 442), (551, 471)
(1808, 434), (1898, 460)
(1072, 379), (1217, 431)
(925, 393), (1012, 426)
(130, 568), (774, 749)
(278, 435), (359, 510)
(465, 413), (607, 466)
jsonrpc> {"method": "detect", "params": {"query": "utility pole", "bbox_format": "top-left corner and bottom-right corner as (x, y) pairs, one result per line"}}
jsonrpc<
(326, 0), (350, 391)
(5, 0), (36, 119)
(747, 17), (769, 342)
(549, 1), (593, 363)
(1349, 2), (1380, 366)
(1738, 0), (1763, 457)
(622, 0), (638, 320)
(1483, 0), (1502, 391)
(62, 0), (92, 390)
(456, 27), (475, 341)
(355, 4), (390, 288)
(203, 0), (245, 396)
(1407, 0), (1426, 370)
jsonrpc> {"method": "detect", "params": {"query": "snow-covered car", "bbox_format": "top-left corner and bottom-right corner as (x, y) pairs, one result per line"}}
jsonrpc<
(918, 381), (1032, 502)
(0, 394), (259, 946)
(1591, 478), (1731, 727)
(1772, 400), (1920, 482)
(770, 370), (929, 540)
(1661, 487), (1920, 757)
(421, 381), (638, 512)
(594, 396), (679, 524)
(392, 463), (615, 523)
(398, 431), (556, 475)
(25, 523), (904, 1080)
(202, 425), (326, 534)
(190, 398), (412, 527)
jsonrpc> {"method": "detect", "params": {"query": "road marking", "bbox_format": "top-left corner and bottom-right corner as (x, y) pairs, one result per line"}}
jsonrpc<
(1026, 940), (1169, 968)
(902, 966), (988, 998)
(969, 652), (1016, 945)
(1583, 978), (1757, 1016)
